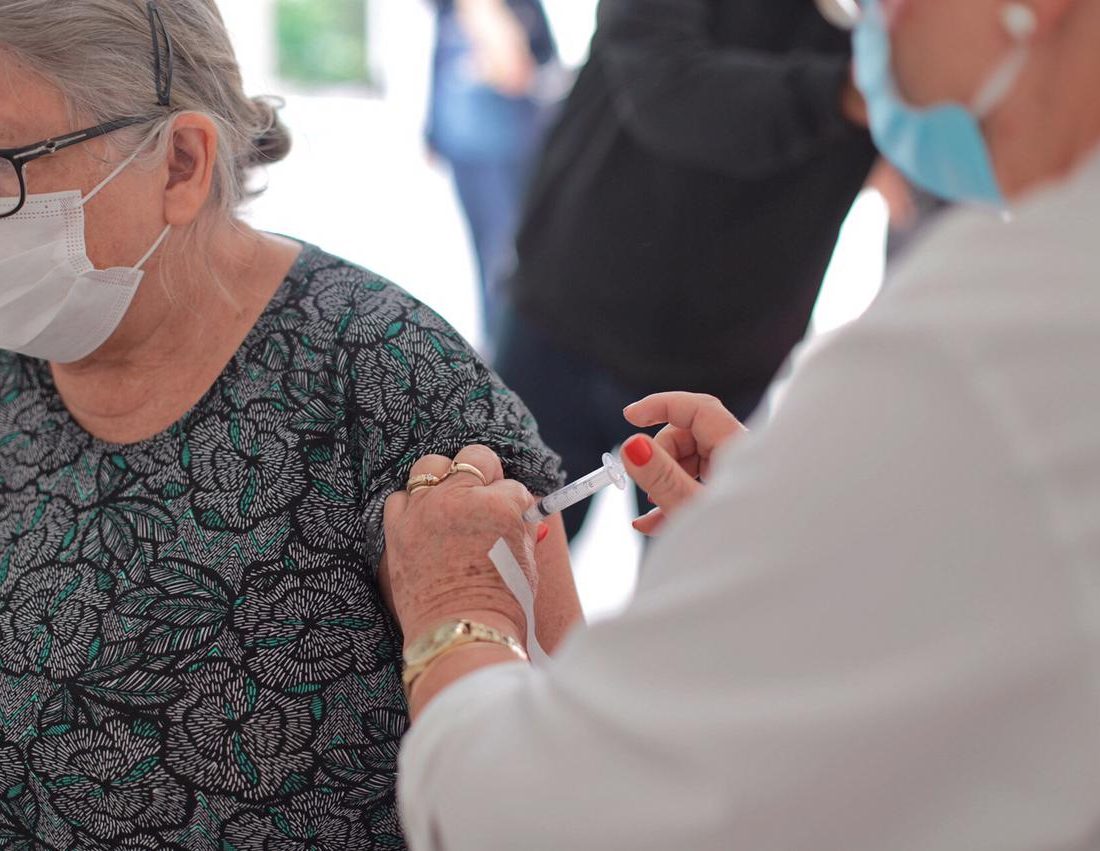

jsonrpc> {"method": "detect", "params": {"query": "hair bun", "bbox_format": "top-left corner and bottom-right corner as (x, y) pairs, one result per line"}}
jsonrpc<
(248, 96), (292, 167)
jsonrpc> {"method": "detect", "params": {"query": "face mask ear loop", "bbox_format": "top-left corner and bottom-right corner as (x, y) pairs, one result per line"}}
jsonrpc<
(134, 225), (172, 272)
(82, 147), (146, 206)
(972, 3), (1038, 119)
(82, 120), (170, 207)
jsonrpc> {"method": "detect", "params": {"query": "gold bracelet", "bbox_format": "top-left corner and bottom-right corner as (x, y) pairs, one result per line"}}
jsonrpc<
(402, 619), (528, 696)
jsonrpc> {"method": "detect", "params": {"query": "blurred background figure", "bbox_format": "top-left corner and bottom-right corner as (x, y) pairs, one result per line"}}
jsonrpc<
(211, 0), (888, 616)
(426, 0), (561, 350)
(493, 0), (878, 541)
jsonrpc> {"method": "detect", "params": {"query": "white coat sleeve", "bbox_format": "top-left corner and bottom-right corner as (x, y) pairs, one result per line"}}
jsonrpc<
(398, 322), (1100, 851)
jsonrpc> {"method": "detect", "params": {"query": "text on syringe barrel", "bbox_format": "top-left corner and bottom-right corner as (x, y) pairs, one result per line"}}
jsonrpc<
(539, 471), (610, 514)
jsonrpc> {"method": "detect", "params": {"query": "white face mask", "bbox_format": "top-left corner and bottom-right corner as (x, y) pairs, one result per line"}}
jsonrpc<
(0, 149), (170, 364)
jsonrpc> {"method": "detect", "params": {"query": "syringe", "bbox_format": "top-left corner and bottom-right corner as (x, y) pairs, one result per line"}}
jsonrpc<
(523, 452), (628, 523)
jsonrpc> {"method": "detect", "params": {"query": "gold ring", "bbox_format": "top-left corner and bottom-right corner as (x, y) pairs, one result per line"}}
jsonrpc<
(406, 473), (443, 495)
(448, 461), (489, 486)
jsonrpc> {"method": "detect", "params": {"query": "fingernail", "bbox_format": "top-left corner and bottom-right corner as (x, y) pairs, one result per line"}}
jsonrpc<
(623, 435), (652, 467)
(536, 523), (550, 543)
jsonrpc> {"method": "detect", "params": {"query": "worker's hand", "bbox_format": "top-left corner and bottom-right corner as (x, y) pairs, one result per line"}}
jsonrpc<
(868, 158), (918, 229)
(380, 444), (539, 647)
(621, 393), (747, 536)
(841, 65), (869, 127)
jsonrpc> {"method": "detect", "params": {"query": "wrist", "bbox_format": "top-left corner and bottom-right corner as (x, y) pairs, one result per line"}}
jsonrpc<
(401, 606), (524, 652)
(407, 641), (525, 719)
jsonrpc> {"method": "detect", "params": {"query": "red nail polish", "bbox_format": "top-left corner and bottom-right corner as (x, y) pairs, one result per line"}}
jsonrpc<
(623, 435), (652, 467)
(536, 523), (550, 543)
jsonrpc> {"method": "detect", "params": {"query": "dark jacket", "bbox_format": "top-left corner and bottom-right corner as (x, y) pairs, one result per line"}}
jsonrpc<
(509, 0), (877, 398)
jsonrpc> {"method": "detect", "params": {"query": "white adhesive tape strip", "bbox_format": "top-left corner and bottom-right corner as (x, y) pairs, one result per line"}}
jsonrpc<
(488, 538), (549, 667)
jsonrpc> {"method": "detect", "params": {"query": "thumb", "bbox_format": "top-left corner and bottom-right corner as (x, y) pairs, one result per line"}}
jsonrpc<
(622, 434), (701, 516)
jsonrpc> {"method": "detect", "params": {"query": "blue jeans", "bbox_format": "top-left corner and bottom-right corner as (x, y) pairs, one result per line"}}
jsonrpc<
(449, 158), (530, 343)
(428, 7), (552, 346)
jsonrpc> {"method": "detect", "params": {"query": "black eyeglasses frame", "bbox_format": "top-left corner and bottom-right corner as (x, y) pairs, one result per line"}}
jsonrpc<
(0, 115), (159, 219)
(0, 1), (173, 219)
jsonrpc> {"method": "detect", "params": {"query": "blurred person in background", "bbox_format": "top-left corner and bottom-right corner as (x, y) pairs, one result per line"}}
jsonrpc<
(426, 0), (560, 349)
(0, 1), (580, 848)
(870, 158), (951, 264)
(494, 0), (876, 540)
(384, 0), (1100, 846)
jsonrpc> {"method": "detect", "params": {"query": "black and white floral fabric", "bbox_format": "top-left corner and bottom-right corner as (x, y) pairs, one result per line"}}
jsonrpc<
(0, 243), (562, 850)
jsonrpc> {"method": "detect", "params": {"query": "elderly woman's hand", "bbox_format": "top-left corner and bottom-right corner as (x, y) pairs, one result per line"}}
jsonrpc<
(380, 444), (539, 649)
(621, 392), (748, 536)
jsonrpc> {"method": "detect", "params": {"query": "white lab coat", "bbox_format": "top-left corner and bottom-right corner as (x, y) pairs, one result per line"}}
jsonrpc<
(398, 150), (1100, 850)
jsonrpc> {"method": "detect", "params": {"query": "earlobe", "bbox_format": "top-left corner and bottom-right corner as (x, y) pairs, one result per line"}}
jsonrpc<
(1001, 2), (1039, 39)
(162, 114), (218, 227)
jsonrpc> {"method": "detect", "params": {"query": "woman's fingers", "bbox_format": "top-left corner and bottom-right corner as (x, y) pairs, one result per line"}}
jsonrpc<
(632, 507), (667, 537)
(405, 454), (454, 497)
(451, 444), (505, 485)
(624, 392), (744, 453)
(407, 453), (453, 479)
(652, 423), (703, 480)
(621, 434), (702, 516)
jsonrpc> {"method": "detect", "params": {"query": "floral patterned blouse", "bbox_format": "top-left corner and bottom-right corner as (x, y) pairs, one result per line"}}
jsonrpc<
(0, 243), (563, 850)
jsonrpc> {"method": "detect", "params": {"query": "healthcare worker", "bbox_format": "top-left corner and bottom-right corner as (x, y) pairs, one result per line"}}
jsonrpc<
(382, 0), (1100, 848)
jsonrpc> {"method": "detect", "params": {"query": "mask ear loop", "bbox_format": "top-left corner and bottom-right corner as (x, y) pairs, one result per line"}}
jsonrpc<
(134, 224), (172, 271)
(81, 120), (170, 206)
(81, 118), (174, 270)
(973, 2), (1038, 118)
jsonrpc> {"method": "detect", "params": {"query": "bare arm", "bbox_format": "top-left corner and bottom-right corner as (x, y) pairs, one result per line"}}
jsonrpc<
(455, 0), (537, 96)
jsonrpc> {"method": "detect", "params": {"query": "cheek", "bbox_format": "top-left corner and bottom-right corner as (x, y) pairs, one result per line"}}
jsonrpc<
(81, 170), (163, 270)
(881, 0), (911, 24)
(886, 0), (1005, 107)
(888, 0), (963, 105)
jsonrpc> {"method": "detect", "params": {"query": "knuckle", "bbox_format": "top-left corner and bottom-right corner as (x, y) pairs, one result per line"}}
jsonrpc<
(651, 460), (688, 499)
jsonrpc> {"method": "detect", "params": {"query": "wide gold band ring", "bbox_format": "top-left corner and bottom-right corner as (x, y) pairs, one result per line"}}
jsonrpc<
(448, 462), (489, 486)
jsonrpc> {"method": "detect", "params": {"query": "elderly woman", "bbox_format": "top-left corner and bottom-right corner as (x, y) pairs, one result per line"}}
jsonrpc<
(0, 1), (579, 848)
(386, 0), (1100, 848)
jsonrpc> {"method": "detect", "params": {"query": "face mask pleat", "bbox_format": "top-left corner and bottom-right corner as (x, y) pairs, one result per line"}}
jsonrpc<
(0, 161), (169, 362)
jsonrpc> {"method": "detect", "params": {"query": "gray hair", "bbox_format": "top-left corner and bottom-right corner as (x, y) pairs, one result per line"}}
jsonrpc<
(0, 0), (291, 221)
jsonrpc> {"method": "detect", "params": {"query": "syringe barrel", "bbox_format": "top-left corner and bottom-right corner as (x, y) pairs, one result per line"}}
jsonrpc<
(521, 452), (625, 524)
(522, 501), (551, 524)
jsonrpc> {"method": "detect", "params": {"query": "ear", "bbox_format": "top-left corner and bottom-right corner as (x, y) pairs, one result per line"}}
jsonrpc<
(162, 112), (219, 227)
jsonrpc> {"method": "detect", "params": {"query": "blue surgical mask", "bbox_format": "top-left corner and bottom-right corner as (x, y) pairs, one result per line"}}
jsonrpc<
(853, 0), (1036, 208)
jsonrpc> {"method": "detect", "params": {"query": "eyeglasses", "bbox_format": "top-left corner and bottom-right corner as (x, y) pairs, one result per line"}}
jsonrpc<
(0, 116), (164, 217)
(0, 1), (173, 219)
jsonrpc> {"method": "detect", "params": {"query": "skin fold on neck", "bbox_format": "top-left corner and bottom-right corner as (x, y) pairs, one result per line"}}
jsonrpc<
(49, 223), (302, 445)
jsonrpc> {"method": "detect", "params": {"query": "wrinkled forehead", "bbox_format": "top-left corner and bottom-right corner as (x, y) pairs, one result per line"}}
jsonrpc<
(0, 49), (73, 147)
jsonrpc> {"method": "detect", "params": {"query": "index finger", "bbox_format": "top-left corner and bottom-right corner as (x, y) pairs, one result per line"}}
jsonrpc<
(624, 393), (744, 449)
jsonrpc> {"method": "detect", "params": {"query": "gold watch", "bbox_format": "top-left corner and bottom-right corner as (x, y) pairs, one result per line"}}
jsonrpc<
(402, 619), (528, 694)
